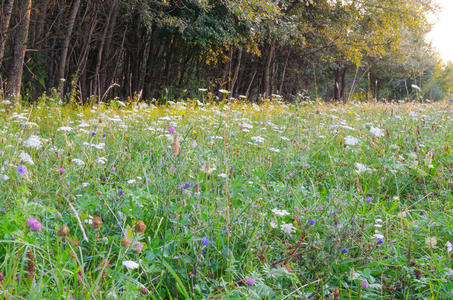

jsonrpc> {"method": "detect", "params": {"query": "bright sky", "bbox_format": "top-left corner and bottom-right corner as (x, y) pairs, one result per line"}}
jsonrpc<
(426, 0), (453, 63)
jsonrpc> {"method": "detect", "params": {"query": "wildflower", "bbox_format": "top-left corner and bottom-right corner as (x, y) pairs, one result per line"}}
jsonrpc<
(119, 189), (124, 195)
(121, 236), (131, 247)
(57, 224), (70, 237)
(17, 165), (27, 175)
(134, 221), (146, 234)
(366, 196), (373, 203)
(91, 216), (103, 229)
(57, 126), (73, 132)
(201, 237), (212, 245)
(280, 223), (297, 234)
(361, 280), (369, 289)
(2, 175), (9, 181)
(271, 208), (290, 217)
(217, 173), (228, 178)
(59, 168), (66, 174)
(342, 248), (348, 254)
(103, 133), (106, 137)
(168, 127), (175, 133)
(218, 89), (230, 94)
(251, 136), (265, 143)
(131, 241), (143, 253)
(377, 239), (384, 245)
(122, 260), (139, 270)
(92, 132), (96, 136)
(27, 217), (42, 231)
(19, 152), (34, 165)
(370, 126), (385, 137)
(245, 278), (255, 285)
(355, 163), (372, 174)
(23, 135), (43, 149)
(447, 241), (452, 252)
(344, 136), (359, 146)
(309, 219), (316, 225)
(172, 137), (180, 156)
(71, 158), (85, 166)
(198, 88), (208, 92)
(191, 140), (197, 148)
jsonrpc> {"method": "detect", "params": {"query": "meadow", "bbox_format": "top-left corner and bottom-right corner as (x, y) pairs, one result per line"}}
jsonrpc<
(0, 98), (452, 299)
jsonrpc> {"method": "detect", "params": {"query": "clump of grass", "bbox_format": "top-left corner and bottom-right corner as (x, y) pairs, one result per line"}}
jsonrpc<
(0, 100), (452, 298)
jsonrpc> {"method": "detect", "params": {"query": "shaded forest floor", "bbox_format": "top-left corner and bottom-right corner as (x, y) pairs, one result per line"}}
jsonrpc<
(0, 99), (452, 298)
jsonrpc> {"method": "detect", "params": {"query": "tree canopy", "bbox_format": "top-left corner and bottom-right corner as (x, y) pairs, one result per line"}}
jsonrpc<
(0, 0), (451, 102)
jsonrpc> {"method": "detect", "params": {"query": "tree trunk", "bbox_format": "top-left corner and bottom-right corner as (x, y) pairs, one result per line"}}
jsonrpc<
(57, 0), (81, 94)
(94, 0), (116, 98)
(0, 0), (15, 66)
(279, 49), (290, 94)
(333, 68), (341, 101)
(340, 66), (347, 101)
(6, 0), (31, 100)
(230, 47), (242, 95)
(263, 39), (275, 98)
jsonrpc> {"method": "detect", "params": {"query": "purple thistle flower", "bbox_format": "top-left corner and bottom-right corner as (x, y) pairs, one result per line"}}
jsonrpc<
(168, 127), (175, 133)
(17, 165), (27, 175)
(245, 278), (255, 285)
(27, 217), (42, 231)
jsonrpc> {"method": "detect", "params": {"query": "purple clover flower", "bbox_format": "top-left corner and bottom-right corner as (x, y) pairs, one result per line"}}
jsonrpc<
(27, 217), (42, 231)
(245, 278), (255, 285)
(361, 280), (369, 289)
(132, 241), (143, 253)
(168, 127), (175, 133)
(59, 168), (66, 174)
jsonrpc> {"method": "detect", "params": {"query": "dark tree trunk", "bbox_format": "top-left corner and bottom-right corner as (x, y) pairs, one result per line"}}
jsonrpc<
(58, 0), (81, 95)
(6, 0), (32, 100)
(263, 39), (275, 98)
(0, 0), (15, 66)
(230, 47), (242, 96)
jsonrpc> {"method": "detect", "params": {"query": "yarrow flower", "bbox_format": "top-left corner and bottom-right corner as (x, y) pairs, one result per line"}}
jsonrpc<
(370, 126), (385, 137)
(122, 260), (139, 270)
(271, 208), (290, 217)
(344, 135), (359, 146)
(280, 223), (297, 235)
(27, 217), (42, 231)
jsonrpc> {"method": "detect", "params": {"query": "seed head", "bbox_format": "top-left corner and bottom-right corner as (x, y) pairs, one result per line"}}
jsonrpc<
(92, 216), (103, 229)
(134, 221), (146, 234)
(57, 224), (70, 237)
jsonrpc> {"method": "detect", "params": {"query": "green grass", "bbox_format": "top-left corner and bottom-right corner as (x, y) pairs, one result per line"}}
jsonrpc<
(0, 99), (452, 299)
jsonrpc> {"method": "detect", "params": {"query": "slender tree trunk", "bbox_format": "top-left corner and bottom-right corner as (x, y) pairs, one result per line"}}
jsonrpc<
(279, 48), (290, 94)
(57, 0), (81, 94)
(0, 0), (15, 66)
(333, 67), (341, 101)
(230, 47), (242, 96)
(263, 39), (275, 98)
(340, 66), (347, 100)
(6, 0), (32, 100)
(94, 0), (116, 97)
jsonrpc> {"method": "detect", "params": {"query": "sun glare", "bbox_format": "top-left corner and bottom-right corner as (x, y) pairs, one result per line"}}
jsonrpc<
(427, 0), (453, 63)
